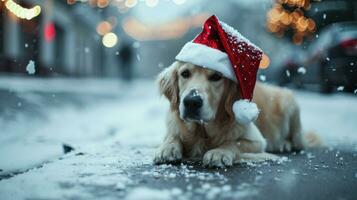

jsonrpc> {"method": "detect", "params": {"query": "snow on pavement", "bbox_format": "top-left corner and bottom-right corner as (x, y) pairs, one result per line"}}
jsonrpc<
(295, 91), (357, 148)
(0, 77), (356, 199)
(0, 77), (167, 173)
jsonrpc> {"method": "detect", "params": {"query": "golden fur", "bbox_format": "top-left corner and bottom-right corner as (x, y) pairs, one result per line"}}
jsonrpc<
(154, 61), (316, 167)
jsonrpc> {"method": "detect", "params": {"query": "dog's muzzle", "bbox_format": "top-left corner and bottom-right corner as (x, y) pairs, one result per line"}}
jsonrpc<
(183, 89), (203, 120)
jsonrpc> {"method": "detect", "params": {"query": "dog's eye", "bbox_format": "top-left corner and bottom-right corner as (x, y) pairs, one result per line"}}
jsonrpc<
(208, 73), (222, 81)
(181, 70), (191, 78)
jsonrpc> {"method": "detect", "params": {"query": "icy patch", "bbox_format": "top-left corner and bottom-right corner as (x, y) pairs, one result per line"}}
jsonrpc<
(26, 60), (36, 75)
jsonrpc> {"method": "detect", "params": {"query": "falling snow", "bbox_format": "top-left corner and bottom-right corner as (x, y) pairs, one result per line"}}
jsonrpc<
(297, 67), (306, 75)
(286, 70), (291, 77)
(26, 60), (36, 75)
(337, 86), (344, 91)
(158, 62), (164, 68)
(259, 75), (266, 82)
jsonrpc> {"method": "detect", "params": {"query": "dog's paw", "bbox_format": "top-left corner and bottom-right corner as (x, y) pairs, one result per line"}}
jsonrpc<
(154, 143), (182, 164)
(203, 149), (235, 168)
(279, 141), (292, 152)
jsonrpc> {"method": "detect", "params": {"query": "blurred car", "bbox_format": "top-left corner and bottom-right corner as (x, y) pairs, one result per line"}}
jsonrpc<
(277, 22), (357, 93)
(275, 50), (306, 87)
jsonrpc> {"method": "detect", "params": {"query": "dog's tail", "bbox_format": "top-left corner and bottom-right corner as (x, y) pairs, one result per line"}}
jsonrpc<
(303, 131), (322, 148)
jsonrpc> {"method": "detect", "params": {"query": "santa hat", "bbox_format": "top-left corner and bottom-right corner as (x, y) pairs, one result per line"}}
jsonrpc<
(176, 15), (266, 124)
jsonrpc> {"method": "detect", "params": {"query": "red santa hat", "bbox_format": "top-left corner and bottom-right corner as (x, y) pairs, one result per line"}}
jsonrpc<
(176, 15), (265, 124)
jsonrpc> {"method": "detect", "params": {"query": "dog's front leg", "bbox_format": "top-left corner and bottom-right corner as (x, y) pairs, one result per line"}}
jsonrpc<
(203, 143), (239, 168)
(154, 135), (182, 164)
(237, 123), (267, 153)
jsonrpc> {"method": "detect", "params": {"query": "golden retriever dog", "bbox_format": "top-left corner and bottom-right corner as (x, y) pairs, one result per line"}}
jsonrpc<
(154, 61), (316, 167)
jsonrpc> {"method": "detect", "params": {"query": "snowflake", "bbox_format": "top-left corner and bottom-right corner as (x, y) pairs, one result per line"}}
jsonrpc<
(259, 75), (266, 82)
(297, 67), (306, 75)
(26, 60), (36, 75)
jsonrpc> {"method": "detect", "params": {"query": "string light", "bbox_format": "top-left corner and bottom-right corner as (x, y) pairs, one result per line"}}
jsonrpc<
(4, 0), (41, 20)
(266, 0), (316, 45)
(67, 0), (187, 9)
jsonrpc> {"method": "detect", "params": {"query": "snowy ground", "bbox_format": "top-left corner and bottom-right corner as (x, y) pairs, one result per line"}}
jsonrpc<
(0, 76), (356, 200)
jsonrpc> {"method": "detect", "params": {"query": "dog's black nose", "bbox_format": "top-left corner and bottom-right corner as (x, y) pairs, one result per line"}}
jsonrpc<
(183, 90), (203, 113)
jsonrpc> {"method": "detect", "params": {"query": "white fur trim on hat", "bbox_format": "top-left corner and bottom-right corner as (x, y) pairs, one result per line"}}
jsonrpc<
(232, 99), (259, 124)
(175, 42), (237, 82)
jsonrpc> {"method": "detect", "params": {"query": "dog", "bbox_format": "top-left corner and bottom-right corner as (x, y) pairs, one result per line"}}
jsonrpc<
(154, 61), (317, 167)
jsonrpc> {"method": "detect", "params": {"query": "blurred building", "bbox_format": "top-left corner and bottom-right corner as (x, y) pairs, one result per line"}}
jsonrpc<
(2, 0), (355, 80)
(0, 0), (121, 77)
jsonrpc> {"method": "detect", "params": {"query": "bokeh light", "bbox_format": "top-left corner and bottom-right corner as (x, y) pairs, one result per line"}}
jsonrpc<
(102, 32), (118, 48)
(4, 0), (41, 20)
(96, 21), (112, 36)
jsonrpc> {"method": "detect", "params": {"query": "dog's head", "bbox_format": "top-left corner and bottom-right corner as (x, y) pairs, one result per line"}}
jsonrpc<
(157, 61), (241, 124)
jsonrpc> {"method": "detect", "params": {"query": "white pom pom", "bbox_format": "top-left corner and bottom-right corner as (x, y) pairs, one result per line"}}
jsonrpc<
(232, 100), (259, 124)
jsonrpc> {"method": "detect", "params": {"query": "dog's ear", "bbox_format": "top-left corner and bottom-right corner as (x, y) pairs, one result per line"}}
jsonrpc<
(216, 79), (241, 125)
(156, 61), (180, 110)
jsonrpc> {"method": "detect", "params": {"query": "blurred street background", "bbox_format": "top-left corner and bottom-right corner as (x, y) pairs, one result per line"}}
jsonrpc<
(0, 0), (357, 199)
